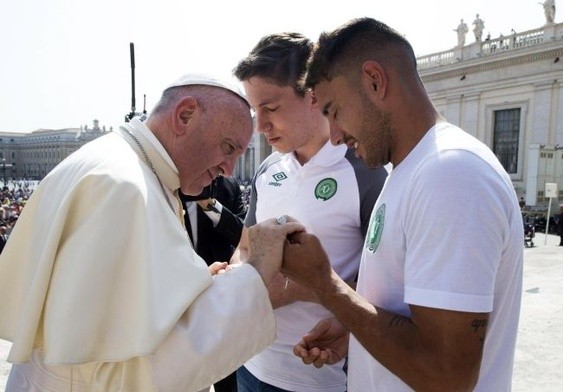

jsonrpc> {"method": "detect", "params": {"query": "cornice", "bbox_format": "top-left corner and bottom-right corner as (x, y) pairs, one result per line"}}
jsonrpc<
(420, 47), (563, 83)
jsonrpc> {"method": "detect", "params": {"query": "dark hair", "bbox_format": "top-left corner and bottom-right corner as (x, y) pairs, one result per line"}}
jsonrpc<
(303, 17), (416, 88)
(233, 32), (313, 97)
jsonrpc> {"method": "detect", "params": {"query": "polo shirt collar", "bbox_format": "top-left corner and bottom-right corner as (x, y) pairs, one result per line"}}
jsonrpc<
(289, 140), (347, 168)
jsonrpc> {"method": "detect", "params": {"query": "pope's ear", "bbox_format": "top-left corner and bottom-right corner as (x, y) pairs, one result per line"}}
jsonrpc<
(173, 96), (198, 134)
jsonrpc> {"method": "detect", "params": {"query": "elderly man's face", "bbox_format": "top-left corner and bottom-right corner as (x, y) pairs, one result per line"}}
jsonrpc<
(176, 98), (253, 196)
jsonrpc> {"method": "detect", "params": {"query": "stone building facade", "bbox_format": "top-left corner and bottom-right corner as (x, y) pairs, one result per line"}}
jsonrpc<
(0, 120), (109, 181)
(418, 20), (563, 212)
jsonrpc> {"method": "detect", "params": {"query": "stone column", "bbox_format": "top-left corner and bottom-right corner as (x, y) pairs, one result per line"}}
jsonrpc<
(531, 81), (554, 144)
(461, 92), (481, 138)
(445, 95), (462, 127)
(555, 81), (563, 146)
(525, 144), (541, 206)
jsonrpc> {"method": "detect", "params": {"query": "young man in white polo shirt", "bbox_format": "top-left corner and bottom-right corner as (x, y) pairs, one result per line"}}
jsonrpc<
(231, 33), (388, 392)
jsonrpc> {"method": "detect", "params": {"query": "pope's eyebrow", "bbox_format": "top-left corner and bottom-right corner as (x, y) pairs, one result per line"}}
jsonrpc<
(230, 139), (244, 151)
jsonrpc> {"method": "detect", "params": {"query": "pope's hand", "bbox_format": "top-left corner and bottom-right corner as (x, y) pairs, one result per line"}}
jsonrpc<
(246, 216), (305, 286)
(208, 261), (230, 276)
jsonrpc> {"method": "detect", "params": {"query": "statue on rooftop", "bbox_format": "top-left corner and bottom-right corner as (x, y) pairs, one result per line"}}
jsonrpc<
(539, 0), (556, 24)
(473, 14), (485, 41)
(454, 19), (469, 47)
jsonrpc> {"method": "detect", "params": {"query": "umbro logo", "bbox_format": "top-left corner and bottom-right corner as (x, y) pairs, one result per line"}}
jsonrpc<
(273, 172), (287, 181)
(268, 171), (288, 187)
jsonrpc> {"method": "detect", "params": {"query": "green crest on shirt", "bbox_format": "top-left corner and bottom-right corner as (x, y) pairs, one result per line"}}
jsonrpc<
(366, 203), (385, 253)
(314, 178), (337, 201)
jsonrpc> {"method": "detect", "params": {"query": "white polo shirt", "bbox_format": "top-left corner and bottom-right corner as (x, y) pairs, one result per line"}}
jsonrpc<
(244, 141), (387, 392)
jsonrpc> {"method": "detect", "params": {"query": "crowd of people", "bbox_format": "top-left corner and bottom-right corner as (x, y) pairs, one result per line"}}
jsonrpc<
(235, 178), (252, 207)
(0, 181), (37, 254)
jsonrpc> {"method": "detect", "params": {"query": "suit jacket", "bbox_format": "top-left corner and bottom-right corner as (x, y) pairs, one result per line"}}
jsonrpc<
(180, 176), (246, 265)
(0, 234), (7, 254)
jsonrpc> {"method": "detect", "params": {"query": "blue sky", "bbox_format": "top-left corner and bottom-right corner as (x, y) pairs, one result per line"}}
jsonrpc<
(0, 0), (555, 132)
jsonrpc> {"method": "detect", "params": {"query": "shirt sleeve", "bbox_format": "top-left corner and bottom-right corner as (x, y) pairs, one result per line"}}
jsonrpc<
(147, 264), (275, 392)
(403, 150), (511, 312)
(84, 265), (274, 392)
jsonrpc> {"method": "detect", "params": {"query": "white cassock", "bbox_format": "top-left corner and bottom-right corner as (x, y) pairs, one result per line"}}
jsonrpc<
(0, 118), (275, 391)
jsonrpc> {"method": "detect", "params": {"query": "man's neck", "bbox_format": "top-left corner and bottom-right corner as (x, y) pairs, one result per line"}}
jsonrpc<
(293, 135), (330, 166)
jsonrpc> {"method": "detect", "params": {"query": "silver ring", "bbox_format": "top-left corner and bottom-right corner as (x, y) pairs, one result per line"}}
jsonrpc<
(276, 215), (288, 225)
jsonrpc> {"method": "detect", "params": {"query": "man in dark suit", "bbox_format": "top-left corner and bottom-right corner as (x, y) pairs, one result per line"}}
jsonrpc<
(179, 175), (246, 392)
(180, 175), (246, 265)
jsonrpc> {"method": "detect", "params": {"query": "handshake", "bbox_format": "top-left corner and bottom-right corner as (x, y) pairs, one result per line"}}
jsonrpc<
(244, 215), (331, 290)
(244, 214), (350, 368)
(212, 214), (350, 369)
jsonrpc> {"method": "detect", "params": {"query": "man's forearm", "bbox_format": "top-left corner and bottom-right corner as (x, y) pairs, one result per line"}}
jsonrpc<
(269, 275), (320, 308)
(314, 271), (482, 392)
(270, 276), (356, 309)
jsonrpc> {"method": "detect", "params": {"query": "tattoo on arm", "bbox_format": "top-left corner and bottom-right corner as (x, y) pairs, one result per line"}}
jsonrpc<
(388, 315), (413, 328)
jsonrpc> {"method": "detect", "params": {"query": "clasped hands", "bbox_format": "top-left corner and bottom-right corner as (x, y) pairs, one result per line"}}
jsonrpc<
(245, 215), (350, 368)
(246, 215), (326, 291)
